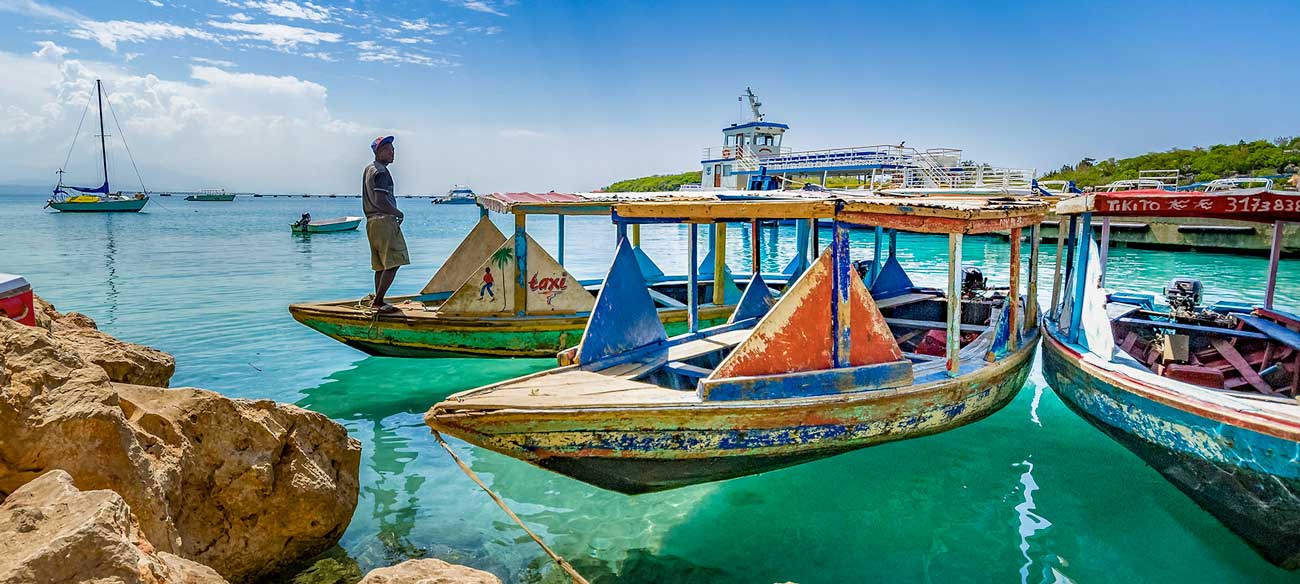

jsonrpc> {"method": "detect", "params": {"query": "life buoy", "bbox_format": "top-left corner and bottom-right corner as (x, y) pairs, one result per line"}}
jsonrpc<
(722, 147), (732, 158)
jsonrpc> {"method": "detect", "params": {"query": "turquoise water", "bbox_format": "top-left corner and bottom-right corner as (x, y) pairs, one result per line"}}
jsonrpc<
(4, 192), (1299, 583)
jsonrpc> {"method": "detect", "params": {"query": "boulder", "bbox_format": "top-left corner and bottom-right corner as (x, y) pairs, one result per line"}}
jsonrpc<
(0, 469), (227, 584)
(358, 559), (502, 584)
(0, 317), (362, 582)
(30, 294), (174, 387)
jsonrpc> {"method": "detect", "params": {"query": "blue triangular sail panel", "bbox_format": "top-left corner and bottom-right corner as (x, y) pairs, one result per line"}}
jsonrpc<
(781, 219), (812, 278)
(729, 272), (775, 323)
(697, 246), (717, 276)
(577, 240), (667, 367)
(632, 246), (665, 281)
(869, 254), (915, 299)
(69, 180), (109, 194)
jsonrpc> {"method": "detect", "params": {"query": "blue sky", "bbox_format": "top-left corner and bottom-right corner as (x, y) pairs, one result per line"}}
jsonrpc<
(1, 0), (1298, 193)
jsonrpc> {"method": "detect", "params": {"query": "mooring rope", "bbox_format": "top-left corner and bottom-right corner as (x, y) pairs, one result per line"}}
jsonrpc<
(431, 430), (591, 584)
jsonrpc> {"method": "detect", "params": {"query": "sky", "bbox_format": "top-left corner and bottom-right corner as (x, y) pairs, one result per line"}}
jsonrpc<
(1, 0), (1298, 194)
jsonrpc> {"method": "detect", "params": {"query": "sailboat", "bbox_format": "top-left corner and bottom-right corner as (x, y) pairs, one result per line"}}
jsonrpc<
(46, 79), (149, 213)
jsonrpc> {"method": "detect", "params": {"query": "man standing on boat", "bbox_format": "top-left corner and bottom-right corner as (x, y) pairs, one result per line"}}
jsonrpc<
(363, 135), (408, 314)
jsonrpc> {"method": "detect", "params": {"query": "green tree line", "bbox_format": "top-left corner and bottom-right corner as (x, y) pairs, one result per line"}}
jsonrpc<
(605, 171), (702, 192)
(1041, 137), (1300, 187)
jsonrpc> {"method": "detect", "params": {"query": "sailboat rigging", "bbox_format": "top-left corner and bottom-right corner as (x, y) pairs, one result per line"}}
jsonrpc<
(47, 79), (150, 213)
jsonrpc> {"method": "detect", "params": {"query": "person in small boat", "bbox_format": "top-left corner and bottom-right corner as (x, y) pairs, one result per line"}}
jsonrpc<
(363, 135), (409, 314)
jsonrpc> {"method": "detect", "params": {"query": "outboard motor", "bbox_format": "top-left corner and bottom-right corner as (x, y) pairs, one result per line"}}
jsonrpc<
(852, 260), (871, 280)
(1164, 278), (1202, 313)
(961, 267), (987, 299)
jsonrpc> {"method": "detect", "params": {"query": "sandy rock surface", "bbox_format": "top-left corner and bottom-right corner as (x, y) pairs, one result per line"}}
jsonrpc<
(32, 295), (175, 386)
(358, 559), (503, 584)
(0, 314), (362, 582)
(0, 469), (227, 584)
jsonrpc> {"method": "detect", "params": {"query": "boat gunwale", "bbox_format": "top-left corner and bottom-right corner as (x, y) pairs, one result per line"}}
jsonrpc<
(429, 316), (1041, 418)
(1041, 318), (1300, 442)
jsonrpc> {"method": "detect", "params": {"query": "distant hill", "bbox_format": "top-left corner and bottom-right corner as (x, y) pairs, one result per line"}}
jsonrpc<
(605, 171), (702, 192)
(1041, 138), (1300, 187)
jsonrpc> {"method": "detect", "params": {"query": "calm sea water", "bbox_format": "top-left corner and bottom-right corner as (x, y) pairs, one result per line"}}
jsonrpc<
(4, 192), (1299, 583)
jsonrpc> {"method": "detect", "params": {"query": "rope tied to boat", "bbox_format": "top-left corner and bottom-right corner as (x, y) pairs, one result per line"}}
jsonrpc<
(431, 430), (591, 584)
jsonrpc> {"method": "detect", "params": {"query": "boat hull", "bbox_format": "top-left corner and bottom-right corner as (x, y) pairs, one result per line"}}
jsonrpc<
(1041, 327), (1300, 570)
(289, 300), (732, 358)
(48, 198), (148, 212)
(1018, 212), (1300, 255)
(291, 220), (361, 233)
(431, 331), (1037, 493)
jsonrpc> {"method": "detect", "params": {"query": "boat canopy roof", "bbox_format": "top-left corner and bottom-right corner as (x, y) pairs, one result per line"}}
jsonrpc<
(476, 190), (825, 216)
(613, 194), (1048, 234)
(1055, 189), (1300, 223)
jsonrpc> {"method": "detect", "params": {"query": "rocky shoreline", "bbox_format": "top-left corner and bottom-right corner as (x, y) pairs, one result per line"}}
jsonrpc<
(0, 297), (500, 584)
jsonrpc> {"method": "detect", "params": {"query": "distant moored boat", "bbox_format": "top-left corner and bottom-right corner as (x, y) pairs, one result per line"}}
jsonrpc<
(184, 188), (235, 201)
(434, 185), (476, 204)
(290, 216), (363, 234)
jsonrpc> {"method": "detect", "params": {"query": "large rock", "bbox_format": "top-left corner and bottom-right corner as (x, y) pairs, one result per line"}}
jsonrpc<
(31, 294), (175, 387)
(0, 469), (227, 584)
(0, 317), (361, 582)
(358, 559), (502, 584)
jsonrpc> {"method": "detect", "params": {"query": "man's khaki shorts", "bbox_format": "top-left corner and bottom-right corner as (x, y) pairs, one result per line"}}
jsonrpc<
(366, 215), (410, 271)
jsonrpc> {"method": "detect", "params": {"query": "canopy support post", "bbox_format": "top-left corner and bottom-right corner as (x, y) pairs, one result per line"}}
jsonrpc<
(513, 213), (527, 317)
(1266, 220), (1283, 309)
(1009, 228), (1022, 350)
(688, 223), (699, 333)
(1052, 216), (1075, 317)
(616, 220), (627, 245)
(1098, 217), (1112, 287)
(751, 219), (760, 275)
(479, 205), (489, 219)
(832, 220), (852, 368)
(631, 223), (640, 247)
(557, 215), (565, 266)
(713, 222), (726, 306)
(1026, 224), (1041, 335)
(870, 226), (883, 285)
(947, 233), (963, 376)
(809, 217), (819, 259)
(1068, 213), (1092, 343)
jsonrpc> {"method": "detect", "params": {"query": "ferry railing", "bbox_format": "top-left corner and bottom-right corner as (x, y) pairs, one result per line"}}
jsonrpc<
(729, 144), (936, 173)
(900, 166), (1036, 190)
(701, 145), (792, 161)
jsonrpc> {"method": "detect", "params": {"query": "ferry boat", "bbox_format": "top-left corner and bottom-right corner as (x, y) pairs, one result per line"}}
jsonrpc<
(699, 88), (1036, 195)
(1034, 170), (1300, 255)
(1041, 188), (1300, 569)
(428, 195), (1048, 493)
(435, 185), (477, 204)
(289, 191), (810, 358)
(46, 80), (150, 213)
(184, 188), (235, 201)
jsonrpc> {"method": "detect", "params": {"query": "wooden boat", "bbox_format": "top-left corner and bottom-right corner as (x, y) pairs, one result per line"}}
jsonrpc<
(290, 191), (811, 358)
(46, 80), (150, 213)
(1040, 187), (1300, 569)
(290, 216), (363, 233)
(427, 195), (1048, 493)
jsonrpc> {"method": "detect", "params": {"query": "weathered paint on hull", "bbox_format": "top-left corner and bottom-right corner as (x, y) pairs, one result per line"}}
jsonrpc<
(289, 303), (732, 358)
(1041, 329), (1300, 570)
(431, 333), (1037, 493)
(1010, 212), (1300, 255)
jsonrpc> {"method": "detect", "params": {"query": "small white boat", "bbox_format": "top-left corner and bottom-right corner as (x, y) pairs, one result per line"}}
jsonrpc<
(290, 216), (363, 233)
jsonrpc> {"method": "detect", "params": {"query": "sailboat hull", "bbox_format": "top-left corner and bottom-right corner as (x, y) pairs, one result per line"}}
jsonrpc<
(48, 198), (148, 213)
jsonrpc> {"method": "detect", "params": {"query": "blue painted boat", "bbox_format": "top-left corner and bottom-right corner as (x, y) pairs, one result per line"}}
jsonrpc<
(428, 196), (1048, 493)
(290, 215), (363, 233)
(1040, 188), (1300, 569)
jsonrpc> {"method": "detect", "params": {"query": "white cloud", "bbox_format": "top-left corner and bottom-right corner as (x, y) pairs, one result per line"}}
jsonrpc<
(446, 0), (508, 17)
(208, 20), (341, 48)
(145, 0), (164, 7)
(0, 46), (374, 192)
(124, 52), (141, 62)
(32, 40), (69, 60)
(351, 40), (457, 68)
(69, 19), (216, 51)
(229, 12), (253, 22)
(192, 56), (238, 67)
(242, 0), (330, 22)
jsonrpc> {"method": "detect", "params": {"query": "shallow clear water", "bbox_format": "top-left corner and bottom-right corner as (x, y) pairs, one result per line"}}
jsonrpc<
(4, 193), (1299, 583)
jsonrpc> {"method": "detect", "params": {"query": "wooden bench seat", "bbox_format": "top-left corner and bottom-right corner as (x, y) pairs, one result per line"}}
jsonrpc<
(1115, 317), (1269, 341)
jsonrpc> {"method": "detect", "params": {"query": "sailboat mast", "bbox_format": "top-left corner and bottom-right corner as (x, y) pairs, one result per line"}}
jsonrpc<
(96, 79), (108, 191)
